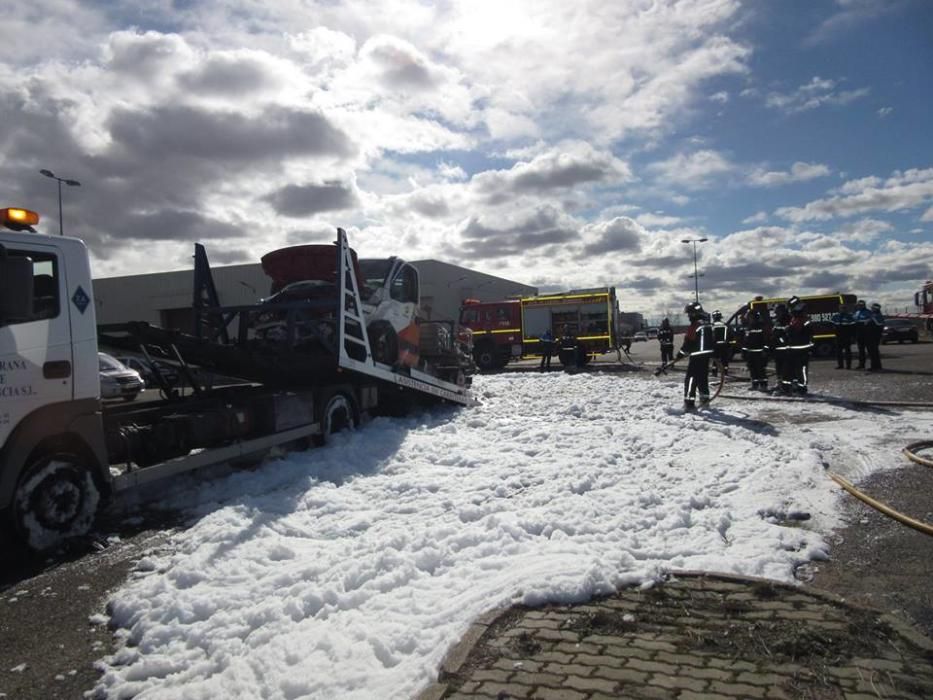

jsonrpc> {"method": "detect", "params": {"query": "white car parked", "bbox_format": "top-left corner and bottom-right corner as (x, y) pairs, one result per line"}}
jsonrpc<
(99, 352), (144, 401)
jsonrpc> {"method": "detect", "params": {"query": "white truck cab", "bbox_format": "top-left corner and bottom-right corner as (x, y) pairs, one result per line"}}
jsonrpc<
(1, 208), (108, 549)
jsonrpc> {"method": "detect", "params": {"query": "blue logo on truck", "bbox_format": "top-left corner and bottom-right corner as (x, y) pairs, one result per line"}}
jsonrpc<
(72, 286), (90, 314)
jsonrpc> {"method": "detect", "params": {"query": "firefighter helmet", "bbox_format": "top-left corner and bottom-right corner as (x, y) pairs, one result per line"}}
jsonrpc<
(684, 301), (704, 317)
(711, 310), (723, 321)
(870, 302), (881, 311)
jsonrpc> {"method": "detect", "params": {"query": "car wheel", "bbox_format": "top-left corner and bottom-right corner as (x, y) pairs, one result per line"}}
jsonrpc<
(13, 453), (100, 551)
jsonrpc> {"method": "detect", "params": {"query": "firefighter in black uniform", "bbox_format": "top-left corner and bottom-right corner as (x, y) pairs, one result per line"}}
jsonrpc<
(866, 303), (885, 371)
(710, 310), (730, 375)
(742, 309), (769, 391)
(770, 303), (792, 394)
(559, 326), (583, 368)
(786, 297), (813, 394)
(831, 303), (856, 369)
(853, 299), (871, 368)
(677, 302), (714, 409)
(657, 318), (675, 365)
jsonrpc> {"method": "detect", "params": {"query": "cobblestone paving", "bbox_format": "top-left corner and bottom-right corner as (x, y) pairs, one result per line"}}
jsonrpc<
(418, 573), (933, 700)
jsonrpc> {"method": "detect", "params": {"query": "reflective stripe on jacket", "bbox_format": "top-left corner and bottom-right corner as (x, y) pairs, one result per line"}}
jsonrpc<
(682, 321), (714, 356)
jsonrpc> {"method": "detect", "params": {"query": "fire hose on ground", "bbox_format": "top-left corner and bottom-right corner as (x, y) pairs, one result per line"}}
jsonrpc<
(652, 355), (728, 403)
(654, 362), (933, 409)
(829, 472), (933, 538)
(653, 357), (933, 537)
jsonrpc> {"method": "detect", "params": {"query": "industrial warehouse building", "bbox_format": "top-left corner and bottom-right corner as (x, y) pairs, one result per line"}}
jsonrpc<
(93, 257), (537, 331)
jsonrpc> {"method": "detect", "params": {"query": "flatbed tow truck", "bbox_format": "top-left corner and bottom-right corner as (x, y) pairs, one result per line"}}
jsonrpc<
(0, 207), (474, 550)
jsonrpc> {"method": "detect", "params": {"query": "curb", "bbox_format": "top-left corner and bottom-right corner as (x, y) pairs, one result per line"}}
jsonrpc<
(417, 569), (933, 700)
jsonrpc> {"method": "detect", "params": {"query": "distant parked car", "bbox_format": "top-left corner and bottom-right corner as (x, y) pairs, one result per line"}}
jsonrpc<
(646, 328), (658, 339)
(882, 319), (919, 344)
(99, 353), (144, 401)
(633, 331), (648, 342)
(116, 356), (181, 388)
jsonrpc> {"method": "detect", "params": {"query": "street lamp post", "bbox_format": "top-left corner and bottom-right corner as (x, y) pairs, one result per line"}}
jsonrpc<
(681, 237), (708, 303)
(39, 169), (81, 236)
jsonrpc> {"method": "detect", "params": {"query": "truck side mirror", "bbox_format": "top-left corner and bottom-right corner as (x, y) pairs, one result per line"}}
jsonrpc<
(0, 255), (34, 325)
(916, 292), (921, 307)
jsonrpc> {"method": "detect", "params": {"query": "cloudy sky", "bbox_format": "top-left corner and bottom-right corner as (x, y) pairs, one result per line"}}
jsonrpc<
(3, 0), (931, 318)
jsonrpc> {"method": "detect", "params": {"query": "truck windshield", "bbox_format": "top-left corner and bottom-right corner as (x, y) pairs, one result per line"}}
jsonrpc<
(359, 259), (392, 289)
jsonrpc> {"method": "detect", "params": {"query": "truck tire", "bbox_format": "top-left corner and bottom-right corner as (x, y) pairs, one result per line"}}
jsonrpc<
(558, 348), (583, 367)
(314, 389), (358, 446)
(13, 453), (101, 551)
(474, 343), (505, 371)
(368, 322), (398, 365)
(812, 341), (834, 358)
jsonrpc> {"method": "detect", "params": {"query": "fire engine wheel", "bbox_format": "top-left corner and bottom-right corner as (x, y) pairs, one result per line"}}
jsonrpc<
(368, 322), (398, 365)
(474, 344), (505, 371)
(314, 390), (358, 446)
(12, 453), (100, 551)
(558, 349), (584, 367)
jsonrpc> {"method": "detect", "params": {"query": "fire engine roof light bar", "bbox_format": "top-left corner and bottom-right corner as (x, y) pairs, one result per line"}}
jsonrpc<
(681, 237), (708, 304)
(39, 168), (81, 236)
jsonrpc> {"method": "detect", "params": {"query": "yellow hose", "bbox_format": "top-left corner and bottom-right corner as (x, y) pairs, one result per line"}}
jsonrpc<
(829, 473), (933, 538)
(903, 441), (933, 468)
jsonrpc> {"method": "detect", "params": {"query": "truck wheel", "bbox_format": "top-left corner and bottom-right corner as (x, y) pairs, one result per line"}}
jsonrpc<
(13, 453), (100, 551)
(558, 349), (576, 366)
(368, 322), (398, 365)
(314, 390), (357, 446)
(474, 344), (500, 371)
